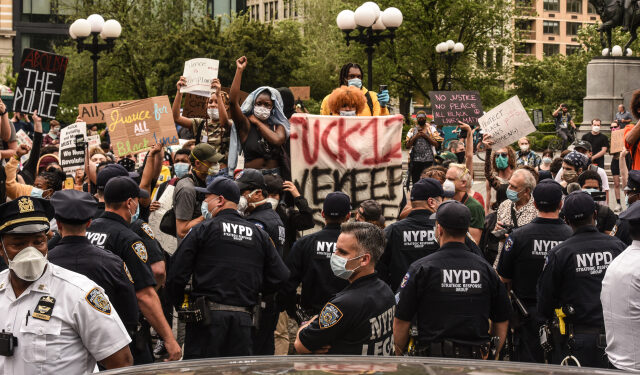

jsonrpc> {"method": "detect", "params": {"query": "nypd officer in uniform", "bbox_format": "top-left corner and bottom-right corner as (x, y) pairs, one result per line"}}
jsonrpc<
(496, 179), (572, 363)
(0, 196), (133, 373)
(167, 177), (290, 358)
(294, 222), (396, 355)
(87, 176), (181, 363)
(393, 201), (511, 359)
(537, 191), (626, 368)
(280, 192), (351, 321)
(611, 170), (640, 245)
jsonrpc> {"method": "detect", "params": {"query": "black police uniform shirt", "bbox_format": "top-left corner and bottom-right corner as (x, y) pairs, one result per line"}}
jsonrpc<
(298, 272), (396, 355)
(48, 235), (140, 330)
(611, 217), (631, 246)
(537, 226), (626, 327)
(86, 211), (157, 291)
(396, 242), (511, 345)
(497, 217), (572, 305)
(281, 223), (348, 314)
(246, 202), (286, 257)
(167, 209), (290, 309)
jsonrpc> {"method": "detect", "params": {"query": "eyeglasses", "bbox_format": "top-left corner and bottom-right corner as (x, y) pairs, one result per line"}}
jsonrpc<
(496, 152), (508, 158)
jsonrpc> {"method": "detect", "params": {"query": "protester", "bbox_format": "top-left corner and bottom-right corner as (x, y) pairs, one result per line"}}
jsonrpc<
(445, 163), (484, 244)
(355, 199), (385, 229)
(325, 85), (367, 116)
(42, 119), (60, 147)
(405, 111), (439, 187)
(552, 103), (576, 149)
(320, 62), (389, 116)
(483, 134), (515, 213)
(615, 104), (633, 129)
(515, 137), (540, 169)
(624, 89), (640, 170)
(539, 149), (553, 172)
(581, 119), (609, 168)
(556, 141), (610, 202)
(577, 170), (617, 234)
(10, 112), (33, 139)
(610, 122), (630, 212)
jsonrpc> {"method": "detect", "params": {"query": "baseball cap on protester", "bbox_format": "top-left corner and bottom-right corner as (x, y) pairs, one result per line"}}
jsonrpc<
(191, 143), (224, 165)
(435, 200), (470, 231)
(235, 168), (266, 191)
(103, 176), (150, 203)
(436, 151), (458, 162)
(561, 191), (597, 222)
(97, 164), (139, 190)
(624, 170), (640, 194)
(195, 176), (241, 204)
(323, 191), (351, 218)
(410, 178), (444, 201)
(532, 179), (563, 206)
(573, 140), (592, 152)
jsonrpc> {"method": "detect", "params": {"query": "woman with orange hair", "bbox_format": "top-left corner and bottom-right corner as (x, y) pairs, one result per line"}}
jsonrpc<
(326, 85), (367, 116)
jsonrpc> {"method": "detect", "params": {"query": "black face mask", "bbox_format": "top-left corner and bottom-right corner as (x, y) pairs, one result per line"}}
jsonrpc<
(456, 152), (466, 164)
(417, 119), (426, 125)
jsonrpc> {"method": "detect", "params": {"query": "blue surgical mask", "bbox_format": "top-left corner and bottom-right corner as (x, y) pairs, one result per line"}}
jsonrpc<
(201, 201), (212, 220)
(30, 187), (44, 198)
(506, 188), (520, 202)
(542, 157), (552, 164)
(347, 78), (362, 88)
(129, 203), (140, 223)
(330, 253), (363, 280)
(174, 162), (190, 178)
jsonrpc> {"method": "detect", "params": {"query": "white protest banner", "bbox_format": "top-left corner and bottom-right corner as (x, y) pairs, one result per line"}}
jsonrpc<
(290, 114), (404, 230)
(478, 95), (536, 149)
(59, 122), (86, 176)
(148, 184), (178, 254)
(87, 135), (100, 149)
(16, 129), (33, 164)
(180, 58), (219, 97)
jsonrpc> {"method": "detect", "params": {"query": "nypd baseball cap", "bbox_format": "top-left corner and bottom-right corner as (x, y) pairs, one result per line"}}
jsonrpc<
(195, 176), (241, 204)
(103, 176), (149, 203)
(235, 168), (266, 191)
(561, 191), (597, 222)
(625, 170), (640, 193)
(533, 179), (563, 206)
(97, 164), (139, 190)
(410, 178), (444, 201)
(323, 191), (351, 218)
(435, 200), (470, 230)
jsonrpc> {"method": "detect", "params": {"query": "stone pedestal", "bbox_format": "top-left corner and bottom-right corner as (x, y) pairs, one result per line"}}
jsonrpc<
(581, 57), (640, 136)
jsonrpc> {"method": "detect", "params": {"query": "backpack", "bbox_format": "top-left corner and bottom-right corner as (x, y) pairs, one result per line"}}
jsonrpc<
(159, 174), (204, 237)
(479, 211), (500, 265)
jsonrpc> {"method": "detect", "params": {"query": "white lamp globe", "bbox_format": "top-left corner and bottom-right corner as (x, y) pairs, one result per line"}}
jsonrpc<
(70, 19), (91, 38)
(612, 45), (623, 56)
(68, 22), (78, 39)
(101, 19), (122, 38)
(446, 40), (455, 51)
(362, 2), (381, 22)
(87, 14), (105, 33)
(627, 48), (633, 56)
(354, 5), (376, 27)
(336, 10), (356, 31)
(602, 48), (610, 56)
(453, 42), (465, 53)
(372, 16), (386, 30)
(381, 7), (402, 28)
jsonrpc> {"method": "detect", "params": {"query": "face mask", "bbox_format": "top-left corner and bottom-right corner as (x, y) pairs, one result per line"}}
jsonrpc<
(30, 187), (44, 198)
(238, 196), (248, 214)
(520, 144), (529, 152)
(340, 110), (356, 116)
(207, 163), (220, 176)
(542, 157), (552, 164)
(2, 244), (47, 282)
(506, 188), (520, 202)
(253, 106), (271, 121)
(174, 162), (190, 178)
(201, 201), (212, 220)
(592, 126), (600, 133)
(49, 133), (57, 140)
(347, 78), (362, 89)
(266, 197), (279, 210)
(247, 189), (266, 208)
(583, 188), (599, 195)
(330, 253), (363, 280)
(563, 170), (578, 183)
(443, 179), (456, 195)
(417, 119), (426, 125)
(496, 155), (509, 170)
(455, 152), (466, 164)
(129, 202), (140, 223)
(207, 108), (219, 121)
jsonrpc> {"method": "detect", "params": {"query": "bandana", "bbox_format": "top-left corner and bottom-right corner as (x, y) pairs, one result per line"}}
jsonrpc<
(563, 151), (588, 170)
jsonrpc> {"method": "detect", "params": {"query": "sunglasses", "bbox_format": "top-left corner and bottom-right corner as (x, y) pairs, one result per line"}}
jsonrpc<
(496, 153), (508, 158)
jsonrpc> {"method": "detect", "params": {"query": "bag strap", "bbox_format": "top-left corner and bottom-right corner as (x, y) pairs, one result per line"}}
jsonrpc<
(510, 201), (520, 229)
(194, 119), (207, 144)
(365, 91), (374, 115)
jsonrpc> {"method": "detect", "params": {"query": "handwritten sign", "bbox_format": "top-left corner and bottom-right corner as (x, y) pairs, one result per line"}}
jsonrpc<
(78, 100), (129, 124)
(610, 129), (625, 154)
(15, 129), (32, 148)
(290, 86), (310, 101)
(13, 48), (68, 119)
(290, 114), (404, 230)
(479, 95), (536, 149)
(59, 122), (86, 176)
(87, 135), (101, 149)
(182, 93), (208, 118)
(180, 58), (219, 97)
(104, 96), (179, 157)
(429, 90), (483, 127)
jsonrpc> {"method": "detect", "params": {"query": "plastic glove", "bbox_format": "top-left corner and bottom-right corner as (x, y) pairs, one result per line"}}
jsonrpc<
(378, 90), (390, 107)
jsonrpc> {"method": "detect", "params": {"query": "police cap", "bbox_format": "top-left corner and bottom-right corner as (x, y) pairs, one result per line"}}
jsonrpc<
(323, 191), (351, 218)
(435, 200), (470, 230)
(97, 164), (139, 190)
(195, 176), (241, 204)
(235, 168), (266, 191)
(50, 190), (97, 223)
(561, 191), (597, 222)
(533, 179), (563, 206)
(619, 201), (640, 221)
(0, 197), (54, 235)
(624, 170), (640, 194)
(410, 178), (444, 201)
(104, 176), (150, 203)
(263, 174), (284, 195)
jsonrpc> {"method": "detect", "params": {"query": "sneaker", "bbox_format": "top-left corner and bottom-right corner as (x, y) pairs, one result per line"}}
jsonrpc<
(614, 204), (622, 213)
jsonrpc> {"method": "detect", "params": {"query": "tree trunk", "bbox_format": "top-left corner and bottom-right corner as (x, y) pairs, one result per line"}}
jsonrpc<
(399, 90), (412, 122)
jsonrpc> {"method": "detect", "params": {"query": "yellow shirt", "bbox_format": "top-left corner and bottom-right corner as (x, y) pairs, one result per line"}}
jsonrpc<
(320, 87), (390, 116)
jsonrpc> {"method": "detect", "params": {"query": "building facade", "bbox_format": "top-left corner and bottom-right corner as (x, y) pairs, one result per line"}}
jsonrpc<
(246, 0), (299, 22)
(0, 0), (13, 73)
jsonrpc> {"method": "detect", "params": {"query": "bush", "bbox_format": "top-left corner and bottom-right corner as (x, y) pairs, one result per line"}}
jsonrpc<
(537, 122), (556, 133)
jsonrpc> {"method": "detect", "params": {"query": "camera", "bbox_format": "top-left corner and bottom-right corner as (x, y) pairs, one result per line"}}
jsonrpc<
(0, 330), (17, 357)
(491, 225), (513, 240)
(587, 190), (606, 202)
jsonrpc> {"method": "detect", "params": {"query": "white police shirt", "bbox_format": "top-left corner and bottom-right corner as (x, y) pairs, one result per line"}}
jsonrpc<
(601, 240), (640, 372)
(0, 263), (131, 375)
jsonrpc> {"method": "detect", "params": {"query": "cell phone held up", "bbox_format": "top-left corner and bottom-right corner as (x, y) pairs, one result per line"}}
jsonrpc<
(379, 84), (388, 93)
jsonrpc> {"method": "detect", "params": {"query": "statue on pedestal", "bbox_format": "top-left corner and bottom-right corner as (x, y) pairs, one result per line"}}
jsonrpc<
(590, 0), (639, 55)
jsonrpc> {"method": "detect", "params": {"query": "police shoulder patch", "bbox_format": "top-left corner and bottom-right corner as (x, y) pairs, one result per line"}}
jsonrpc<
(610, 225), (618, 236)
(123, 263), (134, 283)
(86, 287), (111, 315)
(254, 222), (264, 229)
(504, 237), (513, 252)
(319, 302), (343, 329)
(400, 273), (410, 289)
(141, 222), (155, 239)
(132, 241), (148, 263)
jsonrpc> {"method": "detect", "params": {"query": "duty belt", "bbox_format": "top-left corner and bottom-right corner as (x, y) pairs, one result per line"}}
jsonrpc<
(572, 324), (605, 335)
(415, 340), (487, 359)
(207, 301), (251, 314)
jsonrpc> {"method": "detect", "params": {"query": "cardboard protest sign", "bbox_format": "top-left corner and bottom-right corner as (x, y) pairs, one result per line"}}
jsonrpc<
(15, 129), (32, 148)
(290, 114), (404, 230)
(182, 93), (208, 118)
(180, 58), (219, 97)
(59, 122), (86, 176)
(104, 96), (179, 157)
(429, 90), (483, 127)
(78, 100), (130, 124)
(87, 135), (101, 149)
(479, 95), (536, 149)
(610, 129), (625, 154)
(290, 86), (310, 100)
(13, 48), (68, 119)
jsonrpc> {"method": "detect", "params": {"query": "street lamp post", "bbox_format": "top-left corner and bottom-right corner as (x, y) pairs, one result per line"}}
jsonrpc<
(435, 40), (464, 91)
(336, 2), (403, 90)
(69, 15), (122, 103)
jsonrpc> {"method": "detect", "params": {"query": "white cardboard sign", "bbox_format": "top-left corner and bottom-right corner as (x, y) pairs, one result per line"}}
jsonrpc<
(180, 58), (219, 97)
(478, 95), (536, 149)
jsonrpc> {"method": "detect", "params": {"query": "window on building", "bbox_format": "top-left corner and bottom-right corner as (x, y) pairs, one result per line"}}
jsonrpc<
(566, 22), (582, 35)
(543, 43), (560, 56)
(284, 0), (296, 18)
(22, 0), (77, 23)
(566, 45), (581, 55)
(476, 50), (484, 67)
(496, 47), (504, 69)
(588, 2), (597, 13)
(486, 49), (494, 68)
(543, 21), (560, 34)
(543, 0), (560, 11)
(566, 0), (582, 13)
(515, 42), (534, 55)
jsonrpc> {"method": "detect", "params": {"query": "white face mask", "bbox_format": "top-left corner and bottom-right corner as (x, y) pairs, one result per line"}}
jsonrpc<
(520, 144), (529, 152)
(340, 110), (356, 116)
(253, 106), (271, 121)
(207, 108), (219, 121)
(266, 197), (279, 210)
(443, 179), (456, 194)
(238, 196), (248, 215)
(592, 125), (600, 133)
(247, 189), (266, 208)
(2, 244), (48, 282)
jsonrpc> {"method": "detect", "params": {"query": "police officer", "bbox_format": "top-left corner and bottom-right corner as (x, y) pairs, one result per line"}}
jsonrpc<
(0, 196), (133, 372)
(280, 192), (351, 321)
(496, 179), (572, 363)
(294, 222), (396, 355)
(47, 190), (139, 335)
(537, 191), (626, 368)
(87, 176), (181, 363)
(394, 200), (511, 359)
(611, 170), (640, 245)
(167, 177), (289, 358)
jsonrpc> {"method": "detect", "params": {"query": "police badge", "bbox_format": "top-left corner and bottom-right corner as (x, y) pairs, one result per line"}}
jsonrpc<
(318, 303), (343, 329)
(32, 295), (56, 321)
(86, 288), (111, 315)
(141, 223), (155, 239)
(132, 241), (148, 262)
